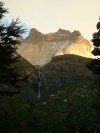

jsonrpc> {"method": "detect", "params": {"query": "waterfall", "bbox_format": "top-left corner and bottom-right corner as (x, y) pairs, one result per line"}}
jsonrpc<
(38, 70), (41, 99)
(34, 66), (42, 99)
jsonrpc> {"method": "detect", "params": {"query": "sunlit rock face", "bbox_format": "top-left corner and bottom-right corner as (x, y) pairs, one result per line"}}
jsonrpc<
(17, 28), (93, 66)
(55, 35), (93, 58)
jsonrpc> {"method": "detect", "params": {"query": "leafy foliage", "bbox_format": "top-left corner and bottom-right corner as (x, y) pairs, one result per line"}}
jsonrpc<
(88, 17), (100, 76)
(0, 1), (26, 85)
(0, 1), (8, 19)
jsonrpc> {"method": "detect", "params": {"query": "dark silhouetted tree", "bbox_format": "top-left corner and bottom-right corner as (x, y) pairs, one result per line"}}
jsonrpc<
(88, 17), (100, 76)
(0, 1), (26, 85)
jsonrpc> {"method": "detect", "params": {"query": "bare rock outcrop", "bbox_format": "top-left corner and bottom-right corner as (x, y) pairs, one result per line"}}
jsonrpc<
(17, 28), (93, 66)
(55, 35), (93, 58)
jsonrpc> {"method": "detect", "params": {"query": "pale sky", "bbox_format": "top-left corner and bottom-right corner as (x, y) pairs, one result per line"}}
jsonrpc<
(3, 0), (100, 40)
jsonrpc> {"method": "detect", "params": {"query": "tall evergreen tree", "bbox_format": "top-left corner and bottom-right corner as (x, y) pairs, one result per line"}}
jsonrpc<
(0, 1), (25, 85)
(88, 17), (100, 76)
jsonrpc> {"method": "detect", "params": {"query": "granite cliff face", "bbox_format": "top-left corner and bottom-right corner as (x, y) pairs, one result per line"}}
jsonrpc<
(55, 35), (93, 58)
(17, 28), (93, 66)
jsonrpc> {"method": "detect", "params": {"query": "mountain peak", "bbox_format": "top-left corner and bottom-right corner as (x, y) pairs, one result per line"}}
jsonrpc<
(18, 28), (93, 66)
(72, 30), (81, 36)
(57, 28), (71, 34)
(29, 28), (43, 36)
(25, 28), (43, 43)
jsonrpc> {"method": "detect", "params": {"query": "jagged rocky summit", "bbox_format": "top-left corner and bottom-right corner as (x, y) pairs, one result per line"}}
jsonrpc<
(17, 28), (93, 66)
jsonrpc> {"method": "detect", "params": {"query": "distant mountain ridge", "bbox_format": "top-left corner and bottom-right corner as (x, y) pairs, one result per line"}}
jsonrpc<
(17, 28), (93, 66)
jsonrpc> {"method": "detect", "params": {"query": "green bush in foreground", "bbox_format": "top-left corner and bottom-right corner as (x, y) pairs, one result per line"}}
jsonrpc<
(0, 81), (99, 133)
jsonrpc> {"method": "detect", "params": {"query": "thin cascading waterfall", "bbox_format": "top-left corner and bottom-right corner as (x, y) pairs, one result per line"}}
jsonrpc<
(38, 70), (41, 99)
(35, 66), (42, 99)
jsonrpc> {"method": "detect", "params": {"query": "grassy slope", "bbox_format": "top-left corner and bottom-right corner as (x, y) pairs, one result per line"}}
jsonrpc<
(43, 54), (93, 76)
(42, 54), (94, 97)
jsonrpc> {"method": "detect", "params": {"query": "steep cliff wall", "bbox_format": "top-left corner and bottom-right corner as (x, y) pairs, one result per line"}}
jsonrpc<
(17, 28), (93, 66)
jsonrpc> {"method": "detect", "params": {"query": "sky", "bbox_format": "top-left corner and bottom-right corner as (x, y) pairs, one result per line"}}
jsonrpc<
(2, 0), (100, 40)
